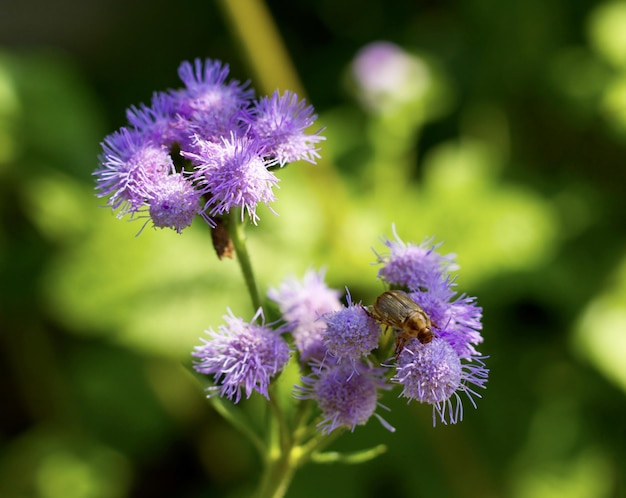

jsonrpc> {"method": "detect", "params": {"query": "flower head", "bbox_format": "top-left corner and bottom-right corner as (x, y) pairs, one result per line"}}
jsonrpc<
(94, 127), (173, 215)
(192, 309), (291, 403)
(392, 338), (488, 425)
(351, 41), (432, 114)
(372, 227), (489, 423)
(295, 361), (394, 434)
(411, 289), (484, 359)
(243, 90), (324, 166)
(322, 293), (382, 364)
(268, 269), (342, 362)
(95, 58), (323, 233)
(184, 133), (279, 223)
(376, 227), (458, 293)
(148, 173), (204, 233)
(175, 58), (253, 124)
(126, 91), (183, 147)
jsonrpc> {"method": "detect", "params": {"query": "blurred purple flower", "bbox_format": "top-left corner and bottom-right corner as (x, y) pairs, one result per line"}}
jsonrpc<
(268, 269), (342, 362)
(351, 41), (432, 114)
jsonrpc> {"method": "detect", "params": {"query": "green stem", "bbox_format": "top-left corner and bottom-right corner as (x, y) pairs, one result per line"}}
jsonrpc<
(207, 394), (266, 457)
(226, 209), (263, 313)
(255, 446), (299, 498)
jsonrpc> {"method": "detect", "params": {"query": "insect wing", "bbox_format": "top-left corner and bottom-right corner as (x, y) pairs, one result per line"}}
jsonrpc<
(373, 290), (419, 327)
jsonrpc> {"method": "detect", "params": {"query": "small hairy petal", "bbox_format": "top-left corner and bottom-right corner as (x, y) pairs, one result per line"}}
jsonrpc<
(192, 309), (291, 403)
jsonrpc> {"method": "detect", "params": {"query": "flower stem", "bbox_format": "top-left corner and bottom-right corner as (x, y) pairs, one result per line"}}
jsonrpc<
(226, 209), (263, 313)
(255, 447), (299, 498)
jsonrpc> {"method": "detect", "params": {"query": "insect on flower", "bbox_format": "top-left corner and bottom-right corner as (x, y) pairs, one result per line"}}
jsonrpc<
(366, 290), (435, 356)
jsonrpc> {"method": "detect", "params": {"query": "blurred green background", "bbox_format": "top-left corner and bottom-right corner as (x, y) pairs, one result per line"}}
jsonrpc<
(1, 0), (625, 497)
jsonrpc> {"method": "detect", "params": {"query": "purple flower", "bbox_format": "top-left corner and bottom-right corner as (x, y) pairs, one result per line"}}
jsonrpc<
(268, 269), (342, 362)
(175, 58), (254, 124)
(192, 309), (291, 403)
(322, 293), (382, 364)
(295, 361), (394, 434)
(243, 90), (325, 166)
(392, 338), (488, 425)
(184, 133), (279, 224)
(374, 228), (484, 359)
(372, 228), (489, 423)
(376, 227), (458, 293)
(148, 173), (204, 233)
(96, 58), (325, 233)
(351, 41), (432, 114)
(94, 127), (174, 215)
(126, 91), (183, 147)
(418, 291), (483, 359)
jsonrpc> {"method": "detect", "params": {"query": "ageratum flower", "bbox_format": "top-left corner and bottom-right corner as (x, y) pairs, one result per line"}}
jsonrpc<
(322, 292), (382, 364)
(393, 338), (488, 425)
(268, 269), (342, 363)
(295, 361), (394, 434)
(148, 173), (203, 233)
(375, 227), (458, 294)
(243, 90), (325, 166)
(375, 228), (489, 424)
(351, 41), (433, 115)
(94, 127), (174, 216)
(95, 58), (324, 233)
(184, 133), (279, 224)
(174, 58), (254, 128)
(126, 91), (184, 147)
(192, 308), (291, 403)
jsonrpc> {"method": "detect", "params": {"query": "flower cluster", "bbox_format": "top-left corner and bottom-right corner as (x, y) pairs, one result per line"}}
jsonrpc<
(192, 229), (488, 432)
(94, 59), (324, 232)
(375, 227), (488, 425)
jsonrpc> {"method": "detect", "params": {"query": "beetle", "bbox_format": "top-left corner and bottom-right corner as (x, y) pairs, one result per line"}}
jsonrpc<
(366, 290), (434, 356)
